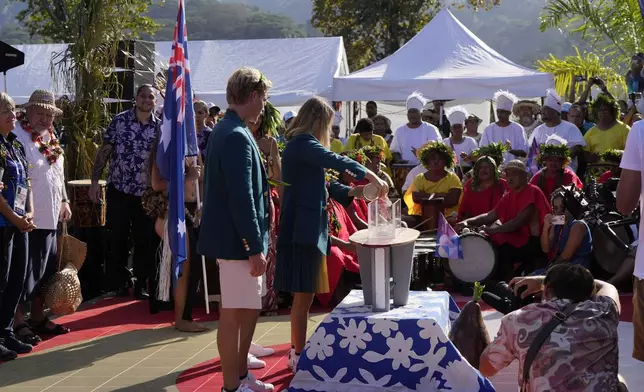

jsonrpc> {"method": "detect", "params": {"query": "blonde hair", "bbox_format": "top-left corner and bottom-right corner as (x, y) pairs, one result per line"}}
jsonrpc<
(193, 100), (208, 113)
(226, 67), (272, 105)
(0, 92), (15, 112)
(286, 96), (333, 148)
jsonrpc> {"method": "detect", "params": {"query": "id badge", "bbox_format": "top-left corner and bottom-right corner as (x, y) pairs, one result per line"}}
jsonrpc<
(14, 185), (27, 215)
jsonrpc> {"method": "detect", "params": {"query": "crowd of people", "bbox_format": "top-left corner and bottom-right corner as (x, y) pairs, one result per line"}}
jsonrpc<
(0, 63), (642, 392)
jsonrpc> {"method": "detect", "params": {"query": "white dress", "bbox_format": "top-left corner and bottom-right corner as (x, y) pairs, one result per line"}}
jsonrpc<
(14, 124), (65, 231)
(443, 136), (478, 167)
(479, 122), (528, 165)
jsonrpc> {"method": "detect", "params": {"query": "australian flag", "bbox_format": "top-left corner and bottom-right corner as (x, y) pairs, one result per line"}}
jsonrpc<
(526, 137), (540, 176)
(436, 213), (463, 259)
(156, 0), (198, 280)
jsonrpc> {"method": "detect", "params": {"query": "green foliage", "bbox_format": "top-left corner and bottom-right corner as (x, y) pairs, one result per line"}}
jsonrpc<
(418, 141), (456, 170)
(539, 0), (644, 68)
(473, 282), (484, 302)
(536, 48), (626, 99)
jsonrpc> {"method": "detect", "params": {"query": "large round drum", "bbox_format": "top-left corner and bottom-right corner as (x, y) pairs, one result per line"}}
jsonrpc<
(67, 180), (107, 228)
(448, 233), (498, 283)
(593, 213), (634, 274)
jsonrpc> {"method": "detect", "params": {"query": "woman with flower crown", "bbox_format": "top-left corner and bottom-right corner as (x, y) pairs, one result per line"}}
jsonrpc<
(12, 90), (72, 346)
(529, 135), (583, 200)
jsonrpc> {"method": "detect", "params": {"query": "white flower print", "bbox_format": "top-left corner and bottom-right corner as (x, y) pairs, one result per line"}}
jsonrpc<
(415, 374), (441, 390)
(337, 319), (372, 355)
(306, 326), (335, 361)
(417, 318), (439, 340)
(367, 318), (398, 338)
(384, 332), (414, 370)
(442, 358), (481, 391)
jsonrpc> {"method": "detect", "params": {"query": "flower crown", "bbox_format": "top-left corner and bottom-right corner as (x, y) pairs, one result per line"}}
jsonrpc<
(360, 145), (384, 161)
(471, 142), (508, 166)
(538, 143), (570, 165)
(417, 141), (456, 169)
(600, 149), (623, 164)
(343, 150), (369, 165)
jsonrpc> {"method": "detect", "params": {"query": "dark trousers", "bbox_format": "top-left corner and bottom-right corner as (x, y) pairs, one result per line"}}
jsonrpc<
(494, 236), (546, 282)
(182, 221), (201, 321)
(0, 227), (28, 337)
(106, 184), (159, 290)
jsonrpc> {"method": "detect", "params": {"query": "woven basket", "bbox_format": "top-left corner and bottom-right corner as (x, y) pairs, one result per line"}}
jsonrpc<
(45, 223), (86, 316)
(45, 263), (83, 316)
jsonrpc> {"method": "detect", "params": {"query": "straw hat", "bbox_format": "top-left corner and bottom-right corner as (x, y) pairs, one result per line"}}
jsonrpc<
(23, 90), (62, 115)
(504, 159), (528, 173)
(465, 114), (483, 125)
(512, 100), (540, 117)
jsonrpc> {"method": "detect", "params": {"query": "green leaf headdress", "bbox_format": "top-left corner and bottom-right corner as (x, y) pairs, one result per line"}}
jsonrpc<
(360, 145), (384, 161)
(261, 101), (282, 138)
(538, 134), (570, 166)
(343, 150), (369, 165)
(600, 149), (623, 164)
(472, 156), (500, 191)
(471, 142), (508, 167)
(417, 141), (456, 170)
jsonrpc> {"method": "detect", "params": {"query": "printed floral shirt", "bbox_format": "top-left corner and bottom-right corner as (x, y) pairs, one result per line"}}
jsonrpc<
(104, 109), (159, 196)
(483, 296), (619, 391)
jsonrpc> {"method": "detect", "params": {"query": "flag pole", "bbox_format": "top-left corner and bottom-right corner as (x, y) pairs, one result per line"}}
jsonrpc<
(192, 156), (210, 314)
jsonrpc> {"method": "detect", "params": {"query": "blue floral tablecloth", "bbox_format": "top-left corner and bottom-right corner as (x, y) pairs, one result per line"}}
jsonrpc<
(289, 290), (496, 392)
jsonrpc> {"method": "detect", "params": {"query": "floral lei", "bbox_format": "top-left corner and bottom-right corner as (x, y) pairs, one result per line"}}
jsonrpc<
(325, 170), (341, 235)
(17, 112), (63, 165)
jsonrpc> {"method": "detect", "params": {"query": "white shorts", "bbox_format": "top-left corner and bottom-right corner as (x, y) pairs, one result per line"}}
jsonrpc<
(218, 259), (266, 309)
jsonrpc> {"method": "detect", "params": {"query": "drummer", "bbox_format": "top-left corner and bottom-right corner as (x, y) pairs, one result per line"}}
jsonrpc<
(457, 160), (551, 280)
(529, 134), (583, 199)
(403, 141), (463, 224)
(390, 92), (443, 165)
(458, 156), (507, 221)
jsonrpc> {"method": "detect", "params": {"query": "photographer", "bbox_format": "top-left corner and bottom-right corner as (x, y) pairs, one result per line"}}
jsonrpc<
(479, 264), (622, 391)
(540, 187), (592, 269)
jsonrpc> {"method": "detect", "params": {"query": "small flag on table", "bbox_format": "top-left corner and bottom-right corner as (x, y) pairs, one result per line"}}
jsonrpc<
(436, 213), (463, 259)
(526, 137), (540, 176)
(156, 0), (198, 282)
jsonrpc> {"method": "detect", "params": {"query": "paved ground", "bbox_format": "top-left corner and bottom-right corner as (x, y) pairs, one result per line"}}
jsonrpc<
(0, 295), (640, 392)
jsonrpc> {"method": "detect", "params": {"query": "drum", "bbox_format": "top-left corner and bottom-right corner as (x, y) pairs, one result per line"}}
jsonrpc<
(448, 233), (498, 283)
(420, 197), (445, 231)
(392, 163), (416, 197)
(593, 213), (634, 274)
(412, 234), (438, 290)
(67, 180), (107, 228)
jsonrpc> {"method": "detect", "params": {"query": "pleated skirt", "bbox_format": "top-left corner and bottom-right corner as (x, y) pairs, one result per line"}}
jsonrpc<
(274, 243), (329, 294)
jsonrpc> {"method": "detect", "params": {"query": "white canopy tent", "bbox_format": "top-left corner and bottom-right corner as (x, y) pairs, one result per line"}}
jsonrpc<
(6, 37), (349, 107)
(332, 8), (554, 102)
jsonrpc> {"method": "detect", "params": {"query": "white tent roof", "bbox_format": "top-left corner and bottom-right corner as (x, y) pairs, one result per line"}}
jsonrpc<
(6, 37), (349, 107)
(333, 9), (554, 102)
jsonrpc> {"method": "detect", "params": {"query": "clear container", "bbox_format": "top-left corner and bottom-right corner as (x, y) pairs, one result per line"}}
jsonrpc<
(368, 198), (401, 241)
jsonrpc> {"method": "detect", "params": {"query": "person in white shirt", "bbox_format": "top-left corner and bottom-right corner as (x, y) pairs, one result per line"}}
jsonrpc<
(390, 92), (442, 165)
(443, 106), (478, 172)
(616, 120), (644, 362)
(402, 164), (427, 194)
(529, 89), (586, 172)
(480, 90), (528, 165)
(513, 99), (542, 141)
(12, 90), (72, 344)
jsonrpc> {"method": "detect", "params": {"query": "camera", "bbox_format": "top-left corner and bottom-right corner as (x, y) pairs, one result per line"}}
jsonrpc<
(630, 92), (642, 103)
(481, 281), (534, 315)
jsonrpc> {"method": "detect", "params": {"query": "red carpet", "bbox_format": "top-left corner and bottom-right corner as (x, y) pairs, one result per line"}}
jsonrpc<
(176, 343), (294, 392)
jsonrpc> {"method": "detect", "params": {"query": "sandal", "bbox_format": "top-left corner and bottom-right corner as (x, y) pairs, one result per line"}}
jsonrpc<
(29, 317), (70, 336)
(14, 323), (41, 346)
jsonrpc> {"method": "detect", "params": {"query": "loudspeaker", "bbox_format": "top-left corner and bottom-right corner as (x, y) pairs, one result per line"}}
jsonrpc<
(115, 40), (155, 72)
(0, 41), (25, 73)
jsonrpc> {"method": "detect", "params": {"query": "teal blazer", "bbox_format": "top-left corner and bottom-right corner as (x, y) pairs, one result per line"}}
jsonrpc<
(277, 133), (368, 255)
(197, 110), (269, 260)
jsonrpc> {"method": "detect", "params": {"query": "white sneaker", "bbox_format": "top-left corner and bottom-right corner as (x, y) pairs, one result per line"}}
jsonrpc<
(287, 348), (299, 374)
(247, 354), (266, 369)
(249, 342), (274, 358)
(241, 372), (274, 391)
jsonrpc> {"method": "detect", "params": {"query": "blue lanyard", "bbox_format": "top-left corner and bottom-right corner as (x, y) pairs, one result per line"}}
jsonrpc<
(1, 137), (25, 183)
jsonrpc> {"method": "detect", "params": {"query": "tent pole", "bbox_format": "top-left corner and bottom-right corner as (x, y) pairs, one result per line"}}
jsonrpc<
(3, 72), (6, 93)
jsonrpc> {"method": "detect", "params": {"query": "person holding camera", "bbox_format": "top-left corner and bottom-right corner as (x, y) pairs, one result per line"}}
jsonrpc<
(479, 264), (622, 392)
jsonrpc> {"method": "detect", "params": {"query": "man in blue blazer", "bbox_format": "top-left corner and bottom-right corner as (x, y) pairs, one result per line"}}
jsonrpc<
(198, 68), (274, 392)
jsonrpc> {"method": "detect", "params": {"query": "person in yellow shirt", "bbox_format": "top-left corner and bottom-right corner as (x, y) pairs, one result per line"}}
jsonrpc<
(330, 113), (345, 154)
(345, 118), (393, 161)
(404, 141), (463, 221)
(584, 94), (630, 161)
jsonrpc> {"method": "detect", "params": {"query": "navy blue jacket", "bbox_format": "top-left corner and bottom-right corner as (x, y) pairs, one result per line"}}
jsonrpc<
(277, 133), (368, 255)
(197, 110), (269, 260)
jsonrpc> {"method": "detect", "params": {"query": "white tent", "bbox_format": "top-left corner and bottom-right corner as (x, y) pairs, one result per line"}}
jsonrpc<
(6, 37), (349, 107)
(332, 8), (554, 102)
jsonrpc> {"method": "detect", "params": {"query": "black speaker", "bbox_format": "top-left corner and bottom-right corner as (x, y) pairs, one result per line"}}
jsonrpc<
(115, 40), (155, 72)
(0, 41), (25, 73)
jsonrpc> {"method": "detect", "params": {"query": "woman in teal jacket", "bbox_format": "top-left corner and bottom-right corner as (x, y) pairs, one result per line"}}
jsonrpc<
(274, 96), (388, 373)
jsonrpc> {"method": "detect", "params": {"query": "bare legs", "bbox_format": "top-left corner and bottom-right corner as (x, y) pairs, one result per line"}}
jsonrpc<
(290, 292), (315, 353)
(218, 307), (260, 390)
